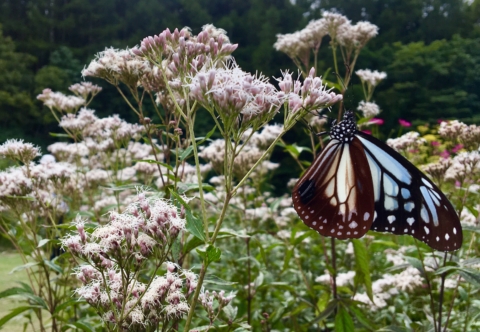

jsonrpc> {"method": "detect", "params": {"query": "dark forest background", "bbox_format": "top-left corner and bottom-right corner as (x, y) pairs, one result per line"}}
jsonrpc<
(1, 0), (480, 149)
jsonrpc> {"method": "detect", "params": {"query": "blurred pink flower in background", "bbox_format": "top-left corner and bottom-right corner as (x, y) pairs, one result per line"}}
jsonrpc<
(452, 144), (464, 153)
(431, 141), (440, 147)
(399, 119), (411, 127)
(369, 118), (384, 125)
(362, 130), (372, 135)
(440, 150), (450, 159)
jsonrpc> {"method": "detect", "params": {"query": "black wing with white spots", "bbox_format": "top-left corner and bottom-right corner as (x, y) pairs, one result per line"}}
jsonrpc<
(356, 131), (462, 251)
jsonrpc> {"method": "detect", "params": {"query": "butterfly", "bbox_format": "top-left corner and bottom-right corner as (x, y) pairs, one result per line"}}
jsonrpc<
(292, 111), (462, 251)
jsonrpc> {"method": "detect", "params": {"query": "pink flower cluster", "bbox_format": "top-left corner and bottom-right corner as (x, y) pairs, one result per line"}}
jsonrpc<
(277, 68), (343, 114)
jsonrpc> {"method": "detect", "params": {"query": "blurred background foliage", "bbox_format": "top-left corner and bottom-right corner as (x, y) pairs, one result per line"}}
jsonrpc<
(0, 0), (480, 148)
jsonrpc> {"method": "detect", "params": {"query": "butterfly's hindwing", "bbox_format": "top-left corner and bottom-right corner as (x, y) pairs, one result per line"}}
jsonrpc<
(356, 132), (462, 251)
(293, 137), (375, 239)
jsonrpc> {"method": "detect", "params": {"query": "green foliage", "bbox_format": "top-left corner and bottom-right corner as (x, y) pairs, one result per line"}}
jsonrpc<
(379, 35), (480, 126)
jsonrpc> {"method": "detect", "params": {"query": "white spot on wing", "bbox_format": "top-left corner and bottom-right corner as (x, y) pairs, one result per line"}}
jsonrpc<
(445, 233), (450, 240)
(349, 221), (358, 229)
(404, 202), (415, 212)
(364, 212), (370, 221)
(424, 226), (430, 234)
(312, 221), (317, 226)
(388, 215), (396, 223)
(358, 136), (412, 185)
(401, 188), (411, 199)
(436, 236), (440, 242)
(453, 227), (457, 235)
(407, 217), (415, 226)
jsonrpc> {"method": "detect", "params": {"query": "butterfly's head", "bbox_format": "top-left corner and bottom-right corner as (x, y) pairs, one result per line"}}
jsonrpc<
(330, 111), (357, 142)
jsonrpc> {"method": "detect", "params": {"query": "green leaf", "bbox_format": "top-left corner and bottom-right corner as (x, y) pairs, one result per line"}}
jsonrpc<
(462, 225), (480, 234)
(404, 256), (425, 275)
(185, 210), (205, 242)
(349, 303), (378, 330)
(0, 306), (37, 327)
(335, 305), (354, 332)
(44, 259), (63, 274)
(10, 262), (38, 273)
(49, 132), (71, 138)
(169, 189), (191, 211)
(223, 304), (238, 321)
(196, 125), (217, 146)
(292, 230), (315, 246)
(206, 245), (221, 264)
(310, 300), (337, 325)
(65, 321), (95, 332)
(352, 239), (373, 301)
(179, 146), (194, 161)
(282, 248), (293, 272)
(458, 268), (480, 286)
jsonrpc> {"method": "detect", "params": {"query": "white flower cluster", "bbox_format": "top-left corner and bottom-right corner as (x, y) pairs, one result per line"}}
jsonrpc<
(277, 68), (343, 114)
(386, 132), (426, 152)
(37, 88), (86, 113)
(69, 82), (103, 100)
(356, 69), (387, 87)
(189, 61), (283, 121)
(274, 11), (378, 58)
(439, 120), (480, 149)
(0, 139), (41, 164)
(82, 47), (151, 86)
(357, 101), (380, 118)
(445, 151), (480, 182)
(62, 196), (192, 327)
(355, 250), (423, 310)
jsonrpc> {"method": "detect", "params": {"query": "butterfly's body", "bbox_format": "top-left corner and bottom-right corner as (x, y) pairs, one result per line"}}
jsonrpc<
(293, 112), (462, 251)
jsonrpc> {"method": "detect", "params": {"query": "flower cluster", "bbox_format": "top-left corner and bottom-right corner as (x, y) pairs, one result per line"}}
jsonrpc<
(445, 151), (480, 183)
(439, 120), (480, 150)
(198, 289), (235, 323)
(274, 11), (378, 60)
(357, 101), (380, 118)
(277, 68), (343, 115)
(62, 196), (194, 329)
(386, 131), (426, 152)
(188, 61), (284, 127)
(355, 69), (387, 87)
(37, 88), (86, 113)
(0, 139), (41, 164)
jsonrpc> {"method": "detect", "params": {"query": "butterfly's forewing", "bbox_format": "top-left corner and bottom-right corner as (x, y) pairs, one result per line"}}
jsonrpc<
(293, 137), (375, 239)
(356, 132), (462, 251)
